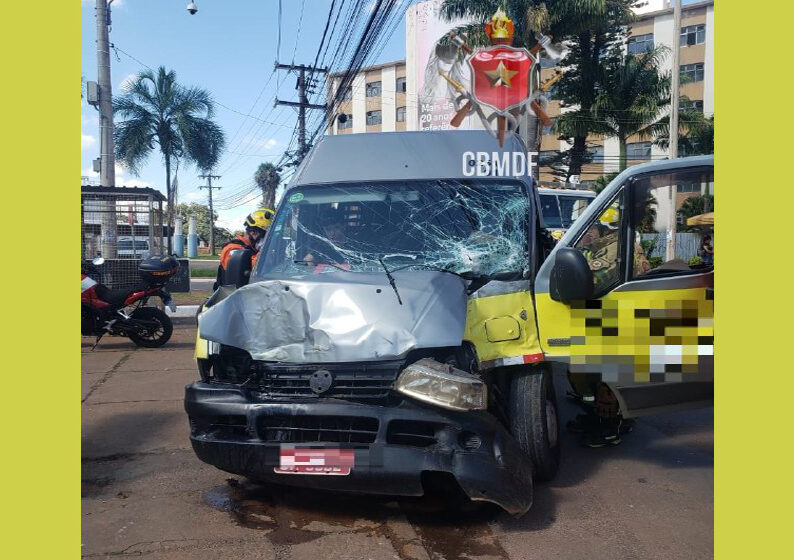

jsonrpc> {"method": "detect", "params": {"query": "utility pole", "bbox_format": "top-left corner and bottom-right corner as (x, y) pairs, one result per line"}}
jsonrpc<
(275, 63), (328, 164)
(95, 0), (117, 257)
(198, 174), (221, 255)
(666, 0), (682, 262)
(96, 0), (116, 186)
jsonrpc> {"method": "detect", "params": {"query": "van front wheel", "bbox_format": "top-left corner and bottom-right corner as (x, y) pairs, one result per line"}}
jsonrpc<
(508, 366), (560, 482)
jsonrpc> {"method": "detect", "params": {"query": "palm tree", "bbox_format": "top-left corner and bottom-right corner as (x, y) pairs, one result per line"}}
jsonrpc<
(592, 171), (618, 194)
(654, 112), (714, 156)
(591, 46), (671, 170)
(113, 66), (225, 252)
(254, 162), (280, 210)
(677, 194), (713, 231)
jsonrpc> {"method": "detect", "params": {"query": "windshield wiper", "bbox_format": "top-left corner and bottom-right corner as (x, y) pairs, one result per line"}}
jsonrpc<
(390, 263), (494, 295)
(378, 257), (403, 306)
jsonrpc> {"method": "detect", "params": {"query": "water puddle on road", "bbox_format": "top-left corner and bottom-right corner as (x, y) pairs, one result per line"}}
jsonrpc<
(203, 478), (510, 559)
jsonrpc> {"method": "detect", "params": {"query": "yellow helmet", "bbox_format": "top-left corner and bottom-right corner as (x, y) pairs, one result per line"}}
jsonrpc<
(598, 206), (620, 230)
(244, 208), (275, 231)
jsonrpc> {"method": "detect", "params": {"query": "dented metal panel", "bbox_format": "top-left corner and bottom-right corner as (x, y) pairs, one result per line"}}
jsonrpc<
(197, 271), (468, 363)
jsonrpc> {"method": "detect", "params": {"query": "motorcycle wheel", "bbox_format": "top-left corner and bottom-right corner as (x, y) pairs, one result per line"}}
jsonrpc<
(127, 307), (173, 348)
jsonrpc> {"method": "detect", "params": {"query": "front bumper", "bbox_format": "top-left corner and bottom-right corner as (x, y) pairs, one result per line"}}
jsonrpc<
(185, 382), (533, 515)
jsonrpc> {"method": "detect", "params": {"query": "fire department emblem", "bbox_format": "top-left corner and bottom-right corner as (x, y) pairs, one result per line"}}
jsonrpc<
(468, 45), (535, 115)
(436, 7), (567, 146)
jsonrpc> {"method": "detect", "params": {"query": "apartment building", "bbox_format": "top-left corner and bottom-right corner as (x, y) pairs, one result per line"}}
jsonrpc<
(538, 0), (714, 186)
(327, 60), (408, 135)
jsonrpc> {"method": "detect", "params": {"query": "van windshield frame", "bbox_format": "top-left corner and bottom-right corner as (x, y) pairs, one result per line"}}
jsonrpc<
(253, 178), (533, 282)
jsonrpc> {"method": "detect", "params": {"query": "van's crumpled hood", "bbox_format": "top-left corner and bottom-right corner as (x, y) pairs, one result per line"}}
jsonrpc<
(198, 271), (467, 363)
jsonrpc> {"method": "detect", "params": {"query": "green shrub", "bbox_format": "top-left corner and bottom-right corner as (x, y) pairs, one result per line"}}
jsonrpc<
(648, 257), (664, 269)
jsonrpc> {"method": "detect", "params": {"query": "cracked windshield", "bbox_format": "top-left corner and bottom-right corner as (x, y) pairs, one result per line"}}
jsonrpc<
(254, 179), (530, 281)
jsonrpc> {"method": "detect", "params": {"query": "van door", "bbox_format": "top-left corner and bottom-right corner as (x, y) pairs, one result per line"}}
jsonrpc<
(534, 162), (714, 417)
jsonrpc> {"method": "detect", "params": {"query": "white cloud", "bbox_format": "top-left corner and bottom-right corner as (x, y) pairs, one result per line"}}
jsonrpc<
(118, 72), (137, 92)
(240, 135), (279, 152)
(82, 134), (96, 150)
(81, 164), (152, 189)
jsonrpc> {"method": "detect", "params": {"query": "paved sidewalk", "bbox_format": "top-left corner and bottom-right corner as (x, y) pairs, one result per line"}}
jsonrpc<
(82, 322), (713, 559)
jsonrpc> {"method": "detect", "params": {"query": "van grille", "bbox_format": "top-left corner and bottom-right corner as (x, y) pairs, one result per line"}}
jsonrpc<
(251, 360), (402, 402)
(258, 415), (379, 444)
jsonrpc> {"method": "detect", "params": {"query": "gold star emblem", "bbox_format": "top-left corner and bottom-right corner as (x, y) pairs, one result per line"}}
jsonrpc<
(484, 61), (517, 88)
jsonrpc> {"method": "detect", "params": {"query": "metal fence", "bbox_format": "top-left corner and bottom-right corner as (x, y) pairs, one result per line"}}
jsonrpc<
(81, 185), (169, 288)
(640, 232), (708, 262)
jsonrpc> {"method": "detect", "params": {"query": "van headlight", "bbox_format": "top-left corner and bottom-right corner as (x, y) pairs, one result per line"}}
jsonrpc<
(395, 358), (487, 411)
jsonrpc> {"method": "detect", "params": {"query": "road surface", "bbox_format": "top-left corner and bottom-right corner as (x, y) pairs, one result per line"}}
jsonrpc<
(81, 321), (713, 559)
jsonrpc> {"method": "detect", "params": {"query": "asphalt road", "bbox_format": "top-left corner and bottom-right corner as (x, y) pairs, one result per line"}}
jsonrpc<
(81, 322), (713, 559)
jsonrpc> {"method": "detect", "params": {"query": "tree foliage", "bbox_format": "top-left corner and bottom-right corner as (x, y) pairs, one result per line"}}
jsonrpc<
(551, 0), (637, 179)
(654, 112), (714, 156)
(254, 162), (280, 210)
(175, 202), (234, 246)
(113, 67), (226, 251)
(677, 195), (713, 231)
(591, 46), (671, 170)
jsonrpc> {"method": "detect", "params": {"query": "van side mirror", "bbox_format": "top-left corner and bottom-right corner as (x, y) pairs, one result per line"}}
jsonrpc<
(225, 248), (254, 288)
(550, 248), (594, 302)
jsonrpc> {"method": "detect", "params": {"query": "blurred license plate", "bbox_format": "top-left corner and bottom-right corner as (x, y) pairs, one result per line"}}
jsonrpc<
(275, 448), (354, 476)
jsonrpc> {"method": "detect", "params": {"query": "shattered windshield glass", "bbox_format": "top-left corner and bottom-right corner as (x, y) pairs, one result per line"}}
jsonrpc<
(253, 179), (530, 281)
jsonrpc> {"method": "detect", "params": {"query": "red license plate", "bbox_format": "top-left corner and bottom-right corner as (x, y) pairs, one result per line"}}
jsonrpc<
(274, 448), (355, 476)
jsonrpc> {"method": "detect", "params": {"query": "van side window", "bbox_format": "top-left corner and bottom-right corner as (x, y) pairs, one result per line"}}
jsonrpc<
(574, 191), (623, 296)
(539, 194), (561, 228)
(629, 168), (714, 279)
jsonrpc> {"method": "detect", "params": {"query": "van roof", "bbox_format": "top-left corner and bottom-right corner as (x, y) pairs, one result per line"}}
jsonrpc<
(289, 130), (530, 187)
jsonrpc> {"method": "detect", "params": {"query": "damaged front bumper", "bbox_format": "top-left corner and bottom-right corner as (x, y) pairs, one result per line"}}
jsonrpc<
(185, 382), (533, 515)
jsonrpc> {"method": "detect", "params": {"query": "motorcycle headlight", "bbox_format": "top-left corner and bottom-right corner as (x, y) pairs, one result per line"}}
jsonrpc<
(395, 358), (487, 411)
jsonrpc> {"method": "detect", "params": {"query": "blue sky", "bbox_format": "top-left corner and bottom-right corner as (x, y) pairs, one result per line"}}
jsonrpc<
(81, 0), (407, 230)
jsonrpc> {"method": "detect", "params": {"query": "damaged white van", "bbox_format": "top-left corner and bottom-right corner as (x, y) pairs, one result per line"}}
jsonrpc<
(185, 131), (714, 515)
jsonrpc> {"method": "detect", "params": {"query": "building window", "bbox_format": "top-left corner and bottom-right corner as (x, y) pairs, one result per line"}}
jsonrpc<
(337, 114), (353, 130)
(365, 81), (382, 97)
(396, 106), (406, 122)
(339, 85), (352, 101)
(366, 110), (382, 125)
(680, 63), (704, 83)
(680, 24), (706, 46)
(676, 182), (701, 193)
(626, 142), (652, 161)
(681, 99), (704, 112)
(627, 33), (654, 55)
(587, 146), (605, 162)
(396, 76), (406, 93)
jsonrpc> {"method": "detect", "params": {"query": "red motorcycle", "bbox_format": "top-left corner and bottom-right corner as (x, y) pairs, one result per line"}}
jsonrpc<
(81, 256), (178, 348)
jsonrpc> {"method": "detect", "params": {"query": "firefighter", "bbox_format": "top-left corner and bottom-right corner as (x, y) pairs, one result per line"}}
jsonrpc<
(215, 208), (274, 289)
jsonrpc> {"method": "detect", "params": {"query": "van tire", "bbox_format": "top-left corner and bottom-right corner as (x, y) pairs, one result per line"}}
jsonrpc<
(508, 366), (561, 482)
